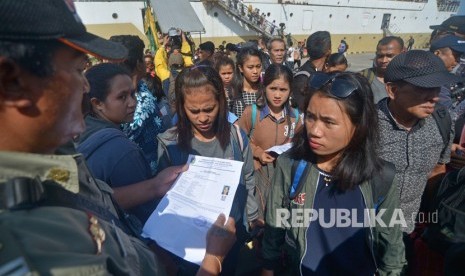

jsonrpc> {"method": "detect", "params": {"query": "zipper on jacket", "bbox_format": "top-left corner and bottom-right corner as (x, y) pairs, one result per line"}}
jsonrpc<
(360, 186), (379, 273)
(298, 173), (319, 276)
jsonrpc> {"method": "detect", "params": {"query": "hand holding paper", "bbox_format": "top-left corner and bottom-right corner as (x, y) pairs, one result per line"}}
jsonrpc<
(142, 155), (244, 265)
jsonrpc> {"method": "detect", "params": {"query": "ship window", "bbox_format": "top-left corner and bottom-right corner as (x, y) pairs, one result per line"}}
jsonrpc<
(346, 15), (349, 19)
(329, 14), (332, 18)
(112, 13), (118, 19)
(267, 12), (271, 16)
(290, 13), (293, 17)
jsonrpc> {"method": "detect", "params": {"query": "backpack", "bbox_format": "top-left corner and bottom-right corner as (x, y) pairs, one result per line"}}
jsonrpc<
(283, 159), (396, 214)
(249, 104), (299, 138)
(360, 68), (376, 85)
(432, 104), (452, 150)
(424, 167), (465, 254)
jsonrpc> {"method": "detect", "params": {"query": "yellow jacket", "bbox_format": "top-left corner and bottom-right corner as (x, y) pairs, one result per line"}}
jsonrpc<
(155, 40), (193, 82)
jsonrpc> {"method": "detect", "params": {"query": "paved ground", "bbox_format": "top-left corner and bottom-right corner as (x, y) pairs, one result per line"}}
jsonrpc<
(346, 52), (375, 72)
(300, 52), (374, 72)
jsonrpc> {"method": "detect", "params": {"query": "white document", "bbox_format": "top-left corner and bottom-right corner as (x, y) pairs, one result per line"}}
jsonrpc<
(266, 142), (293, 155)
(142, 154), (244, 265)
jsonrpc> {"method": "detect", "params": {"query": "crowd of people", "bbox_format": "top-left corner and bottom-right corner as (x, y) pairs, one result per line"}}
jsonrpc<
(1, 0), (465, 275)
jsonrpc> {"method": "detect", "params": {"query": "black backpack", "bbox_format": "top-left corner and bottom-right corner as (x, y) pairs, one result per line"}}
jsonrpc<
(424, 167), (465, 254)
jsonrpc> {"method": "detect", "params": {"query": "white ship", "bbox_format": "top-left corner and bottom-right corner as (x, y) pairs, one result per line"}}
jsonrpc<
(75, 0), (460, 53)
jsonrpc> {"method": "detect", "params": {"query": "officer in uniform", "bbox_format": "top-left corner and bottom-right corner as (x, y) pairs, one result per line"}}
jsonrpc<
(0, 1), (235, 275)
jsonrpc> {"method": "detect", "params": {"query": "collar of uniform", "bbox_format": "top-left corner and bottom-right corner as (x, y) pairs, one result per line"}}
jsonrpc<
(0, 152), (80, 193)
(260, 104), (296, 121)
(378, 98), (425, 131)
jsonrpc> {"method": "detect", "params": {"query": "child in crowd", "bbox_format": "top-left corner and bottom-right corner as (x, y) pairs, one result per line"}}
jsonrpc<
(214, 55), (237, 111)
(237, 64), (302, 220)
(156, 65), (259, 275)
(231, 47), (263, 118)
(324, 52), (348, 73)
(77, 63), (184, 223)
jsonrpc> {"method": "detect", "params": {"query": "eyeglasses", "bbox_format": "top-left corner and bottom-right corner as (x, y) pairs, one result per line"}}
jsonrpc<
(308, 72), (358, 99)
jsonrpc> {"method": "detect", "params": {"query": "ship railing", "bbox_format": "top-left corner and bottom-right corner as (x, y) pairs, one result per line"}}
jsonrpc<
(213, 0), (299, 45)
(437, 1), (460, 12)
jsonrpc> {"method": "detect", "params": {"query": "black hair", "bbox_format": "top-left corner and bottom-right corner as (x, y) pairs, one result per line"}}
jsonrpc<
(174, 66), (230, 151)
(289, 72), (382, 191)
(232, 47), (263, 100)
(109, 35), (145, 73)
(326, 53), (348, 68)
(306, 31), (331, 60)
(0, 40), (64, 77)
(256, 64), (293, 108)
(84, 63), (131, 115)
(377, 36), (405, 50)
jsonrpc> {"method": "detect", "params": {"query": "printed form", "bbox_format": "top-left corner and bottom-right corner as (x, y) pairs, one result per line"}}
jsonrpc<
(142, 154), (243, 264)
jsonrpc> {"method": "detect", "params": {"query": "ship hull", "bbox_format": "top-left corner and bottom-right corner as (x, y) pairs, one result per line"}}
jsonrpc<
(75, 0), (457, 53)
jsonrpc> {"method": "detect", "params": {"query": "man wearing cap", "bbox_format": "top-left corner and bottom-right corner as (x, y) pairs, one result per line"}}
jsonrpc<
(430, 16), (465, 78)
(197, 41), (215, 66)
(291, 31), (331, 111)
(360, 36), (405, 103)
(0, 0), (235, 275)
(430, 35), (465, 120)
(430, 15), (465, 40)
(377, 50), (460, 236)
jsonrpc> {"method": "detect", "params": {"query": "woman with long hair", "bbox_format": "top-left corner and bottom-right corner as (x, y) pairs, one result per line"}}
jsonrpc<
(231, 47), (263, 118)
(157, 65), (258, 275)
(77, 63), (184, 224)
(214, 55), (237, 112)
(261, 72), (406, 275)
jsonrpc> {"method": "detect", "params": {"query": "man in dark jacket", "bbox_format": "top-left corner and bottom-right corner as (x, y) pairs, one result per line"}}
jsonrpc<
(291, 31), (331, 111)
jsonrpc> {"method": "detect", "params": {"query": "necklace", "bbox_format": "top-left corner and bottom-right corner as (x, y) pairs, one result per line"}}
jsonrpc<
(323, 176), (332, 187)
(319, 171), (332, 187)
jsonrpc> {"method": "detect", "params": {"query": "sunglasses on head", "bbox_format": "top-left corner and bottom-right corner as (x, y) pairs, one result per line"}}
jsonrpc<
(308, 72), (358, 99)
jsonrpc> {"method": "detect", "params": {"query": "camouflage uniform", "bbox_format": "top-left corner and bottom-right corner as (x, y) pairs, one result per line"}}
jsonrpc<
(0, 151), (166, 275)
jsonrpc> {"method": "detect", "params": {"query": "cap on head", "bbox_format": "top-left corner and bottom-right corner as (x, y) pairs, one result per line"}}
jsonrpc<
(430, 16), (465, 35)
(0, 0), (128, 60)
(384, 50), (461, 88)
(430, 35), (465, 53)
(199, 41), (215, 54)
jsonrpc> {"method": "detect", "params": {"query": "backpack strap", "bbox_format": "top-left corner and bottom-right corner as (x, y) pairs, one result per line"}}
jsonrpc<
(231, 124), (248, 161)
(360, 68), (376, 84)
(290, 159), (308, 198)
(293, 107), (300, 125)
(282, 159), (309, 208)
(0, 177), (142, 238)
(371, 161), (396, 213)
(249, 104), (257, 138)
(432, 105), (452, 149)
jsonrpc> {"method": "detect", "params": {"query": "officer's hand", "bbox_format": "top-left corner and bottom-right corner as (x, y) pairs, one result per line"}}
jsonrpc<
(259, 152), (275, 164)
(153, 164), (188, 197)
